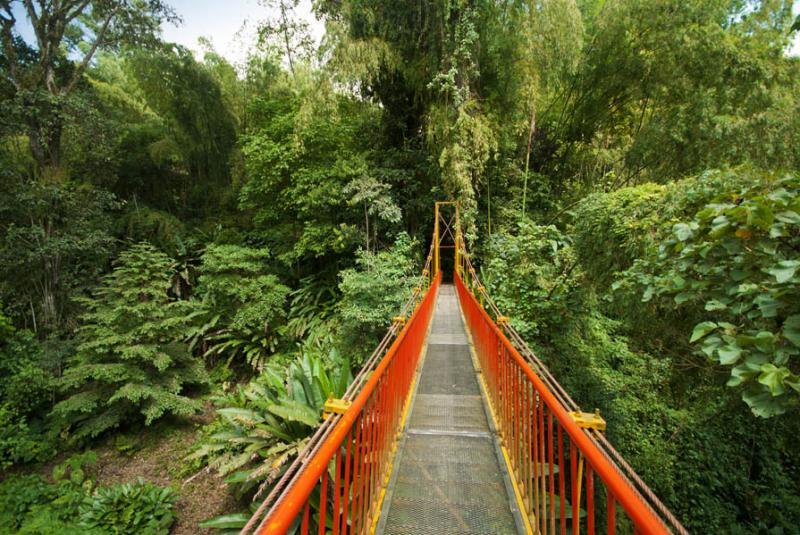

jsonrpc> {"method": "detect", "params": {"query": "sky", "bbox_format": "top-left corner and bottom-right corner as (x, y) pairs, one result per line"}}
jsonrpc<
(160, 0), (324, 66)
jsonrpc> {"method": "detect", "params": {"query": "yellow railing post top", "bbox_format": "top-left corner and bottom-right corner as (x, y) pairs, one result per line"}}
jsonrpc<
(323, 396), (352, 420)
(569, 410), (607, 432)
(392, 315), (406, 326)
(496, 316), (510, 325)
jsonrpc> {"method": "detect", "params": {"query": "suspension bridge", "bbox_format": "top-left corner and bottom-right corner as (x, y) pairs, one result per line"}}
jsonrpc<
(240, 202), (688, 535)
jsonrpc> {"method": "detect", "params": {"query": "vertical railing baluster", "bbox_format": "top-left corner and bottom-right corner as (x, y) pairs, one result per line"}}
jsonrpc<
(571, 443), (579, 535)
(341, 428), (353, 535)
(301, 501), (310, 534)
(587, 464), (595, 535)
(549, 411), (556, 535)
(558, 424), (566, 535)
(608, 492), (616, 535)
(319, 464), (328, 535)
(333, 443), (343, 535)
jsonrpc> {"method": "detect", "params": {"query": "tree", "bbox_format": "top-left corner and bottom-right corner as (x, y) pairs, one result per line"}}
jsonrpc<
(52, 242), (207, 439)
(257, 0), (313, 79)
(343, 172), (401, 252)
(239, 83), (383, 270)
(195, 244), (290, 370)
(125, 45), (237, 215)
(0, 0), (176, 176)
(0, 180), (116, 333)
(337, 233), (417, 365)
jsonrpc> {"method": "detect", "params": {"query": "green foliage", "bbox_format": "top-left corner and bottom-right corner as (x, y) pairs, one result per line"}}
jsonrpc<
(0, 451), (98, 534)
(116, 207), (186, 254)
(628, 171), (800, 416)
(0, 180), (117, 332)
(0, 475), (56, 532)
(1, 450), (175, 535)
(239, 79), (398, 268)
(0, 406), (55, 469)
(199, 513), (251, 532)
(0, 307), (57, 467)
(551, 0), (799, 191)
(52, 242), (207, 439)
(482, 221), (575, 340)
(286, 275), (338, 345)
(189, 350), (351, 499)
(337, 233), (418, 365)
(195, 244), (290, 370)
(126, 45), (237, 215)
(573, 184), (666, 289)
(79, 479), (177, 535)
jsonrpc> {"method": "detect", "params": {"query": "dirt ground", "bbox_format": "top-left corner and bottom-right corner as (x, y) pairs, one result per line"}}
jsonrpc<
(65, 404), (241, 534)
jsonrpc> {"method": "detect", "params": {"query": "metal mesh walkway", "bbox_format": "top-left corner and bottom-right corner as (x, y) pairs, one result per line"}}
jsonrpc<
(377, 285), (522, 535)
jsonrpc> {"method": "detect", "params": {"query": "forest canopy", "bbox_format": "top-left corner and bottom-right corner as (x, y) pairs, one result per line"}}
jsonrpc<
(1, 0), (799, 533)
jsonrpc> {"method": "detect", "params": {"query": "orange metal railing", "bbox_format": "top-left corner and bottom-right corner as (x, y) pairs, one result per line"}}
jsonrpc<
(455, 246), (688, 535)
(242, 246), (441, 534)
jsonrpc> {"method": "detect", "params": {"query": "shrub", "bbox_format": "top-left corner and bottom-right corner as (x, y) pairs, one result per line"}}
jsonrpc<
(337, 233), (418, 365)
(79, 479), (177, 535)
(52, 242), (207, 439)
(0, 475), (55, 532)
(189, 350), (351, 497)
(626, 170), (800, 416)
(194, 244), (290, 370)
(0, 451), (98, 533)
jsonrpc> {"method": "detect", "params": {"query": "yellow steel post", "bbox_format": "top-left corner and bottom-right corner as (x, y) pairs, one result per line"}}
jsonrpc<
(434, 203), (440, 277)
(454, 203), (461, 279)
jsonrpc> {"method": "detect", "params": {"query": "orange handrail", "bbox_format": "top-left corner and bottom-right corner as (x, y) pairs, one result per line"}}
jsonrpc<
(250, 272), (441, 534)
(456, 272), (674, 534)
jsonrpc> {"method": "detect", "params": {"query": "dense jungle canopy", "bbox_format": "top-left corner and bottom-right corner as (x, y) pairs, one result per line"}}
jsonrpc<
(1, 0), (799, 532)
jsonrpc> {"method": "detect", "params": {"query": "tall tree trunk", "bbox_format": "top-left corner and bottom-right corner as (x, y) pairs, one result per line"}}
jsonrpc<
(26, 97), (64, 180)
(522, 96), (536, 219)
(279, 2), (296, 79)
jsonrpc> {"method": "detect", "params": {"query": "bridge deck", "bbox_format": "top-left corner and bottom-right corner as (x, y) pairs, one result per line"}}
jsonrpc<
(376, 285), (524, 535)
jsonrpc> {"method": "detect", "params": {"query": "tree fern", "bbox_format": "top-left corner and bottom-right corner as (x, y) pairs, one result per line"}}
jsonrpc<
(52, 242), (207, 439)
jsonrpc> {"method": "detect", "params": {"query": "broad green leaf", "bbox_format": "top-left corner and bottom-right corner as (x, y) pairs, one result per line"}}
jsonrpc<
(673, 223), (692, 241)
(785, 376), (800, 394)
(690, 321), (717, 343)
(757, 364), (790, 396)
(775, 210), (800, 224)
(766, 260), (799, 283)
(746, 203), (774, 229)
(754, 295), (780, 318)
(199, 513), (250, 529)
(701, 335), (722, 357)
(217, 408), (265, 425)
(717, 344), (742, 365)
(742, 388), (787, 418)
(704, 299), (728, 311)
(727, 361), (762, 387)
(754, 331), (775, 353)
(268, 400), (320, 427)
(782, 315), (800, 347)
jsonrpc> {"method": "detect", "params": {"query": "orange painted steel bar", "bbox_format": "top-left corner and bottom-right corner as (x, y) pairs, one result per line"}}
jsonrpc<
(455, 272), (672, 535)
(253, 272), (441, 534)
